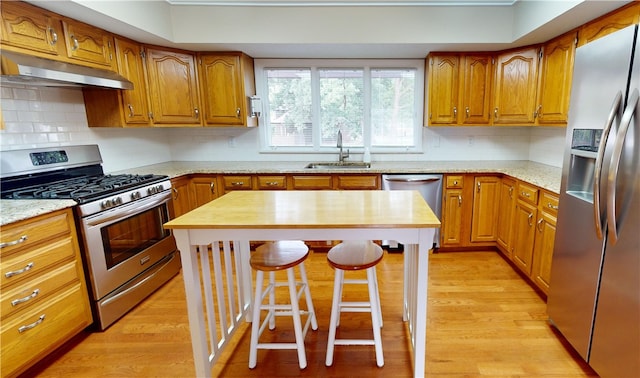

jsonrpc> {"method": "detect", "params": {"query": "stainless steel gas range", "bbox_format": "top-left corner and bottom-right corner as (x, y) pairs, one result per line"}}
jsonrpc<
(0, 145), (180, 330)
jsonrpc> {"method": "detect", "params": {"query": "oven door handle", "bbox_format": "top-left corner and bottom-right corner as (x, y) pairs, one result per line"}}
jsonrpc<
(84, 192), (171, 227)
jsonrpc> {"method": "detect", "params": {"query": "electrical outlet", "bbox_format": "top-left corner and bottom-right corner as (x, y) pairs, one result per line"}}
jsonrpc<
(468, 136), (474, 146)
(228, 137), (236, 148)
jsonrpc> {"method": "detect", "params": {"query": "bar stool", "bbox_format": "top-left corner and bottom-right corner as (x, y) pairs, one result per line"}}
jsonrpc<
(326, 240), (384, 367)
(248, 240), (318, 369)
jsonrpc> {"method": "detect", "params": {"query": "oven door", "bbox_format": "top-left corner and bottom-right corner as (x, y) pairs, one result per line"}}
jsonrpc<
(80, 190), (177, 300)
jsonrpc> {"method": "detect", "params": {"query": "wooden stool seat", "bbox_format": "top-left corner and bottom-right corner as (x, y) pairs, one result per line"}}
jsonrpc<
(326, 241), (384, 368)
(249, 240), (318, 370)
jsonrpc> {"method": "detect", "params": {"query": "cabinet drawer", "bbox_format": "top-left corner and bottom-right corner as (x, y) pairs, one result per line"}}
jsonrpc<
(335, 175), (380, 190)
(223, 176), (254, 190)
(446, 175), (464, 189)
(1, 237), (77, 289)
(290, 175), (333, 190)
(517, 182), (539, 205)
(540, 191), (559, 216)
(0, 211), (72, 257)
(1, 283), (92, 377)
(1, 261), (78, 319)
(257, 176), (287, 190)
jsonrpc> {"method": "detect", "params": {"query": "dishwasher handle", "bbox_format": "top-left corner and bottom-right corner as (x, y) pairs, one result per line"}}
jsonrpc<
(383, 177), (441, 183)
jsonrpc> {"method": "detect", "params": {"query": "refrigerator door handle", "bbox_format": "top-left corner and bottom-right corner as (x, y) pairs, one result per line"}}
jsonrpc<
(607, 88), (639, 245)
(594, 91), (623, 239)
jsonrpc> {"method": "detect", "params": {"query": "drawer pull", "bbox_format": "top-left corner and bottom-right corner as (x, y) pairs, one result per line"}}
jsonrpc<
(547, 203), (559, 210)
(521, 191), (530, 198)
(18, 314), (45, 333)
(5, 262), (34, 278)
(265, 181), (279, 186)
(231, 182), (244, 186)
(11, 289), (40, 306)
(0, 235), (28, 249)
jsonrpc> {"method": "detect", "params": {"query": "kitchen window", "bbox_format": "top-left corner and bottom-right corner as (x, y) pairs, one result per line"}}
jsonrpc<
(255, 59), (424, 153)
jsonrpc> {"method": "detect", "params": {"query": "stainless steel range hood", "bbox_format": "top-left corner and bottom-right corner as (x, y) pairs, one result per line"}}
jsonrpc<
(0, 51), (133, 90)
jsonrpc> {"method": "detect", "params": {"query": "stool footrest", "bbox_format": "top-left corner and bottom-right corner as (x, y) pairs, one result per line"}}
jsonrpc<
(334, 339), (376, 346)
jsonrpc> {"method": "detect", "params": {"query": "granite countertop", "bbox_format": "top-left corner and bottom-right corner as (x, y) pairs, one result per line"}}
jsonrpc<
(1, 160), (562, 227)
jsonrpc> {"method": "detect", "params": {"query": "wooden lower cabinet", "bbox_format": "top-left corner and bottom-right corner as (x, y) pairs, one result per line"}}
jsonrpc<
(511, 198), (538, 275)
(531, 191), (559, 295)
(442, 187), (464, 245)
(470, 176), (500, 243)
(496, 177), (516, 256)
(0, 208), (92, 378)
(170, 176), (192, 218)
(190, 175), (219, 207)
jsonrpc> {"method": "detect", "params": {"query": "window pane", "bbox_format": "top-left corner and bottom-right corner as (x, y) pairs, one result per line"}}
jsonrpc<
(371, 69), (416, 147)
(266, 69), (312, 147)
(319, 69), (364, 147)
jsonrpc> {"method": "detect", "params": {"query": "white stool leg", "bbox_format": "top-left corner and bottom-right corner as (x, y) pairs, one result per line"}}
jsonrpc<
(268, 271), (276, 330)
(326, 268), (344, 366)
(367, 267), (384, 367)
(249, 270), (265, 369)
(298, 262), (318, 330)
(287, 268), (307, 369)
(372, 267), (383, 328)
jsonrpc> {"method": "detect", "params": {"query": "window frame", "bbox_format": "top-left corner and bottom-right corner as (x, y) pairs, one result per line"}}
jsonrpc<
(254, 58), (425, 154)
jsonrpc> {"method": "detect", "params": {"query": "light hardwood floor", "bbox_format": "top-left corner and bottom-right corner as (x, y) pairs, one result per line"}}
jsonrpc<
(25, 251), (597, 377)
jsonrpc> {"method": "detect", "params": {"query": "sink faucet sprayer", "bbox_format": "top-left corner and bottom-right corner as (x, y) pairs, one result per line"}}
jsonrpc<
(337, 130), (350, 163)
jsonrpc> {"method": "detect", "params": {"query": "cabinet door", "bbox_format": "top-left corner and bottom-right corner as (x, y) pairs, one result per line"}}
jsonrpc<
(335, 175), (380, 190)
(114, 38), (150, 125)
(471, 176), (500, 242)
(496, 177), (516, 255)
(441, 188), (464, 246)
(512, 200), (537, 275)
(460, 54), (493, 125)
(493, 47), (539, 125)
(170, 177), (192, 218)
(61, 20), (116, 70)
(427, 54), (459, 125)
(536, 32), (576, 125)
(146, 48), (201, 125)
(191, 175), (218, 207)
(578, 2), (640, 46)
(0, 1), (64, 57)
(531, 210), (557, 295)
(199, 53), (247, 126)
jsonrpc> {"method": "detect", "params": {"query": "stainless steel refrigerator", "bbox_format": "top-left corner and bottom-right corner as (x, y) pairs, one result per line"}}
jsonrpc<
(547, 24), (640, 378)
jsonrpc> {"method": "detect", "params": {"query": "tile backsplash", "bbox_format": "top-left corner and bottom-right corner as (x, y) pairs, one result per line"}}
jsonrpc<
(1, 85), (566, 171)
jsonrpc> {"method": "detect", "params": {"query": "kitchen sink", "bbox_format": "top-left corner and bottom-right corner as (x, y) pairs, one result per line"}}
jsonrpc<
(305, 162), (371, 169)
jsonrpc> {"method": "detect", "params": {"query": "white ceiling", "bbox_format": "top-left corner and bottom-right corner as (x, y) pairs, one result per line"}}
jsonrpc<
(28, 0), (631, 59)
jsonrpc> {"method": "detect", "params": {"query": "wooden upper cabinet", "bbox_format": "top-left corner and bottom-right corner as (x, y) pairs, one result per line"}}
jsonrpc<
(198, 52), (257, 127)
(492, 47), (539, 125)
(61, 19), (116, 70)
(427, 54), (459, 125)
(578, 2), (640, 46)
(536, 32), (576, 126)
(0, 1), (65, 57)
(145, 47), (202, 125)
(460, 54), (493, 125)
(114, 38), (151, 125)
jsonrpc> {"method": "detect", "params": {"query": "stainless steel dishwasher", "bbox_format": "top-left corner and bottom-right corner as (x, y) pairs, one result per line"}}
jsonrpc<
(381, 174), (443, 251)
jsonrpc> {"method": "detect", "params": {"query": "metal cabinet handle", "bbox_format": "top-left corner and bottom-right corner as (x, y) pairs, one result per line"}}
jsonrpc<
(465, 106), (470, 118)
(70, 35), (79, 51)
(457, 195), (462, 206)
(209, 182), (215, 193)
(534, 104), (542, 119)
(537, 218), (544, 232)
(236, 108), (241, 118)
(528, 213), (534, 227)
(194, 108), (200, 119)
(453, 180), (458, 186)
(453, 107), (457, 117)
(521, 191), (530, 198)
(48, 27), (58, 45)
(547, 203), (558, 210)
(508, 186), (514, 198)
(127, 104), (134, 118)
(172, 187), (179, 200)
(5, 262), (34, 278)
(477, 181), (481, 192)
(11, 289), (40, 306)
(18, 314), (45, 333)
(265, 181), (279, 186)
(231, 182), (244, 186)
(494, 107), (499, 120)
(0, 235), (27, 249)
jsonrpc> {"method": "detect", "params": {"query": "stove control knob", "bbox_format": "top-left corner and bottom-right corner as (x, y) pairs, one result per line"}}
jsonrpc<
(114, 196), (123, 205)
(101, 200), (111, 209)
(131, 191), (141, 200)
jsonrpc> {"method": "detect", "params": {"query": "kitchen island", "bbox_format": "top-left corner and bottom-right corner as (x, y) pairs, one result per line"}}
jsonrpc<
(164, 190), (440, 377)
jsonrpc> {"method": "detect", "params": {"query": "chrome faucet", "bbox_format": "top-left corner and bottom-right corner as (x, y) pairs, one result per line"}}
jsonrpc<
(337, 130), (349, 163)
